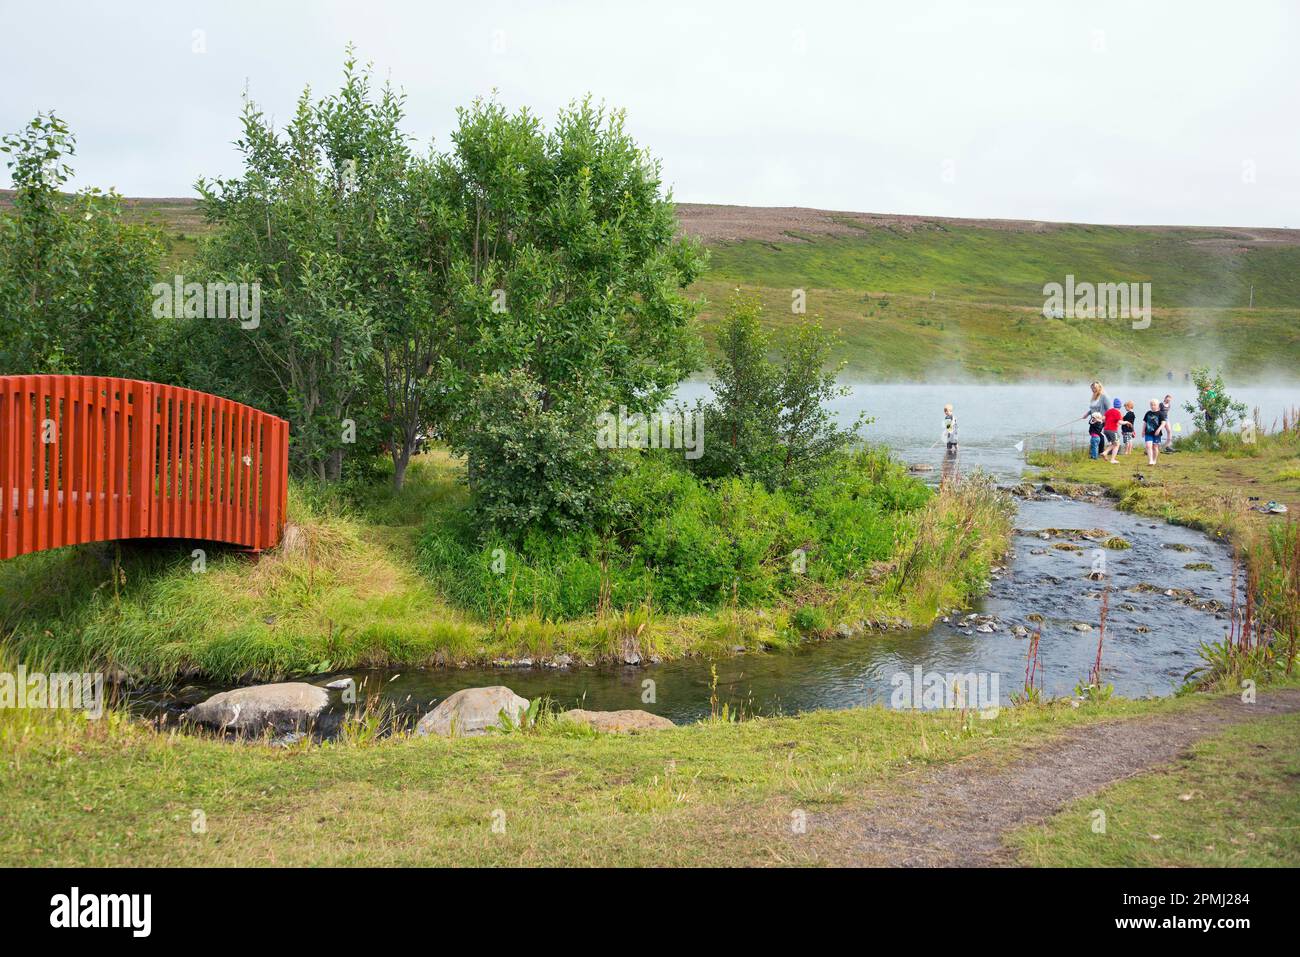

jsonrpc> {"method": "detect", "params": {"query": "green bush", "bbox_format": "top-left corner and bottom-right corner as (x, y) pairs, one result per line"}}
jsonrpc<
(790, 605), (830, 635)
(416, 449), (931, 620)
(455, 369), (630, 535)
(689, 293), (864, 489)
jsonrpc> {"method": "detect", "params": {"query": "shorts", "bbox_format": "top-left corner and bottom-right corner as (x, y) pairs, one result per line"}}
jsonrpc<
(1144, 431), (1159, 444)
(1121, 431), (1134, 445)
(1103, 430), (1118, 444)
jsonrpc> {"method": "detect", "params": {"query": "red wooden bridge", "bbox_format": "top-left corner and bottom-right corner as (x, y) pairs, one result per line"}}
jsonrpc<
(1, 375), (288, 560)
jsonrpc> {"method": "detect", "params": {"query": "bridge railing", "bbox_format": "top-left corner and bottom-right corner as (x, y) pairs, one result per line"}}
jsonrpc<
(1, 375), (288, 561)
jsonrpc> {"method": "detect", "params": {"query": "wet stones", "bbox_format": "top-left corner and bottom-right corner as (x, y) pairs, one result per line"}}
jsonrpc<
(1125, 583), (1225, 613)
(944, 612), (1004, 635)
(1008, 483), (1106, 500)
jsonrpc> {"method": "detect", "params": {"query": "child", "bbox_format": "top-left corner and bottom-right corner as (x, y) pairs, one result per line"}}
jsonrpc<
(1102, 398), (1122, 463)
(1088, 412), (1104, 459)
(943, 404), (958, 456)
(1121, 400), (1136, 455)
(1143, 399), (1164, 466)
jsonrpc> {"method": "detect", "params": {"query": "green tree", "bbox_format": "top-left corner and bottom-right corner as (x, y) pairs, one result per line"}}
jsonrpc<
(692, 294), (861, 488)
(180, 56), (704, 500)
(1183, 366), (1248, 442)
(438, 97), (707, 527)
(458, 369), (626, 533)
(691, 294), (782, 483)
(188, 53), (408, 481)
(0, 112), (163, 375)
(776, 313), (862, 483)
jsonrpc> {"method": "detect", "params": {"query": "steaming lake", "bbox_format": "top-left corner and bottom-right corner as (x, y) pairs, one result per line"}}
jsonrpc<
(675, 380), (1300, 481)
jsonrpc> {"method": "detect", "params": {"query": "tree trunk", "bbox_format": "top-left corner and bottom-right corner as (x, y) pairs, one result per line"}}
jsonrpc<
(392, 444), (411, 491)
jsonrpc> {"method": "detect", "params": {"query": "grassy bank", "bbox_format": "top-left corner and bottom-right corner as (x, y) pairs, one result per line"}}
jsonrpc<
(1012, 711), (1300, 867)
(1026, 426), (1300, 537)
(0, 679), (1223, 867)
(0, 449), (1012, 683)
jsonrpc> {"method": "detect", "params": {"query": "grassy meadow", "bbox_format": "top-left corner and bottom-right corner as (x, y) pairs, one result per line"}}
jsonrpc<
(696, 221), (1300, 381)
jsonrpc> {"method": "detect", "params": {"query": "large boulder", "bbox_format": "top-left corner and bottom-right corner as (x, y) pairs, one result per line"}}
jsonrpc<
(184, 682), (329, 735)
(415, 686), (529, 738)
(560, 709), (675, 733)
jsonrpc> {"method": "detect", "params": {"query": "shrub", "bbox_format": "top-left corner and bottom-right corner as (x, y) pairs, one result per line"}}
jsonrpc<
(416, 449), (931, 620)
(1182, 366), (1248, 444)
(690, 293), (864, 489)
(455, 369), (628, 535)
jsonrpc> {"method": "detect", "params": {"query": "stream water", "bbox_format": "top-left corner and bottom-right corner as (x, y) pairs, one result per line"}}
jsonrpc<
(136, 382), (1300, 730)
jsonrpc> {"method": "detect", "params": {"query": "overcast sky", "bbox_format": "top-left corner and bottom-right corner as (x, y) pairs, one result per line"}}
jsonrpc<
(3, 0), (1296, 227)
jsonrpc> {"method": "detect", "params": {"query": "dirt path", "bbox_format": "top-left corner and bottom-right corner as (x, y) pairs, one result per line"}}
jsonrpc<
(813, 689), (1300, 866)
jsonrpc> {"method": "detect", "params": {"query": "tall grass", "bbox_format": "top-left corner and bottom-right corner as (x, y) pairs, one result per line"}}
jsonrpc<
(888, 471), (1014, 623)
(0, 482), (482, 682)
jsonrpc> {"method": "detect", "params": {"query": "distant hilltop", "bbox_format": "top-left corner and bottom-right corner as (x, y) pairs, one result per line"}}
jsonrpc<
(6, 190), (1297, 247)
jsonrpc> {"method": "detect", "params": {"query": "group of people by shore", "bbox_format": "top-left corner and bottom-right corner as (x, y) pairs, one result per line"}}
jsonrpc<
(938, 383), (1175, 467)
(1085, 381), (1173, 466)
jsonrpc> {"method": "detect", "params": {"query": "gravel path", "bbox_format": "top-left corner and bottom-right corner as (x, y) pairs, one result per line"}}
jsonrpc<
(814, 689), (1300, 866)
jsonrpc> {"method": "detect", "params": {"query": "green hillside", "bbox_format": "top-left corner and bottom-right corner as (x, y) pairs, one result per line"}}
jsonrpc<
(686, 208), (1300, 381)
(9, 191), (1297, 380)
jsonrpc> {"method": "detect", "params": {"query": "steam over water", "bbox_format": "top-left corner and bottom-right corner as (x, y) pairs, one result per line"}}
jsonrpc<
(676, 380), (1300, 482)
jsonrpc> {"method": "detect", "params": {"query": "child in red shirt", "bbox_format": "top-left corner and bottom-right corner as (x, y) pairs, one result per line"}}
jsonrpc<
(1102, 399), (1123, 463)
